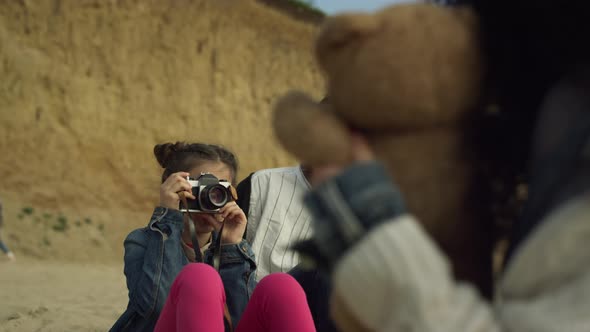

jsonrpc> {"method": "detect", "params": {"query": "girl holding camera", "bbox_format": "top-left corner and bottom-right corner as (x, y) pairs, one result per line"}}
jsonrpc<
(111, 142), (314, 332)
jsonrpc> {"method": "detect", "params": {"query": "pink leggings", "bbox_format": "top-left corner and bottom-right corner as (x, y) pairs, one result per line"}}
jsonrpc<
(154, 263), (316, 332)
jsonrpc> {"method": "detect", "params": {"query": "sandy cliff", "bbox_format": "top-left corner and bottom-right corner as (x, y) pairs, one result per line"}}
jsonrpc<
(0, 0), (323, 261)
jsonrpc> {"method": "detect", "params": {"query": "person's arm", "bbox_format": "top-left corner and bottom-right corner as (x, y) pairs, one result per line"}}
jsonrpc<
(205, 239), (257, 328)
(334, 207), (590, 332)
(306, 161), (590, 332)
(123, 207), (186, 319)
(299, 162), (499, 331)
(331, 215), (500, 331)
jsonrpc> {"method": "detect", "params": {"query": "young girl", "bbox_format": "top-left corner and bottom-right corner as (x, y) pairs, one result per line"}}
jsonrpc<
(111, 142), (314, 332)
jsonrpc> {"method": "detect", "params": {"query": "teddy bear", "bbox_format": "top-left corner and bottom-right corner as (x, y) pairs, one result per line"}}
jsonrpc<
(272, 3), (493, 296)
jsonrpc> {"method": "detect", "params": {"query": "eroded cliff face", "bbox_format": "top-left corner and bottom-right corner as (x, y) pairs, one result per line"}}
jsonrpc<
(0, 0), (323, 260)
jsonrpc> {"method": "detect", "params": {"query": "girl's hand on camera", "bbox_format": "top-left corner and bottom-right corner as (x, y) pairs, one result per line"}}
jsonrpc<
(217, 202), (247, 245)
(159, 172), (195, 210)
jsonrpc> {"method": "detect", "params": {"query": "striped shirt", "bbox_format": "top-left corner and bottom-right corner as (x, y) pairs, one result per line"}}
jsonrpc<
(237, 166), (313, 281)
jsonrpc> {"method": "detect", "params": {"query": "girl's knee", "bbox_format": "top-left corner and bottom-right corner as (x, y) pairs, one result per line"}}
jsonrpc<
(174, 263), (223, 294)
(257, 273), (305, 299)
(179, 263), (218, 278)
(259, 272), (298, 286)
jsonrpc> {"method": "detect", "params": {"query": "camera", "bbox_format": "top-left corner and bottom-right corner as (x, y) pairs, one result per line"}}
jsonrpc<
(179, 173), (233, 213)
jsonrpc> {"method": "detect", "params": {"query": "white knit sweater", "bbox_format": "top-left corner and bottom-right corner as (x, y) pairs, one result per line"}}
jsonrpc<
(333, 194), (590, 331)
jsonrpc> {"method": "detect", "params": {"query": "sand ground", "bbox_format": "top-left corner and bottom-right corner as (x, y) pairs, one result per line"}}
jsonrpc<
(0, 258), (127, 332)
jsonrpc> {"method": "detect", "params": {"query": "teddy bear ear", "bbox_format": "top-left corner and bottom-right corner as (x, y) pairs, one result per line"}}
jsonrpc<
(316, 13), (380, 62)
(273, 91), (351, 165)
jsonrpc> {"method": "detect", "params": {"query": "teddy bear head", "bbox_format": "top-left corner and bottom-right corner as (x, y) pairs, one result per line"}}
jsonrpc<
(317, 3), (482, 130)
(274, 3), (483, 164)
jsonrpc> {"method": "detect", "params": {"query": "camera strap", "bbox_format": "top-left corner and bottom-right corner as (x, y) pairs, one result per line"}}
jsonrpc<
(213, 223), (223, 271)
(179, 193), (206, 263)
(187, 212), (205, 263)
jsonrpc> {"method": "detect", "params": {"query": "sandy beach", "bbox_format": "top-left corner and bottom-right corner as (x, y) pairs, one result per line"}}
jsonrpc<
(0, 259), (127, 332)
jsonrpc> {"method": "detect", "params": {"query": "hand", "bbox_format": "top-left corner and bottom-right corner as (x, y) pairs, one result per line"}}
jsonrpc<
(213, 202), (247, 245)
(159, 172), (195, 210)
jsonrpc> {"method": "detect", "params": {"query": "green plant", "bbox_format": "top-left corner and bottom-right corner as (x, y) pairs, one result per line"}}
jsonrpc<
(17, 213), (24, 220)
(52, 215), (69, 232)
(42, 236), (51, 246)
(98, 223), (105, 232)
(22, 206), (34, 215)
(42, 213), (52, 220)
(84, 217), (92, 225)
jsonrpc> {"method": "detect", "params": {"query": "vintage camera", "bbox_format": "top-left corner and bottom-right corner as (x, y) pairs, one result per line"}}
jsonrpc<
(179, 173), (233, 213)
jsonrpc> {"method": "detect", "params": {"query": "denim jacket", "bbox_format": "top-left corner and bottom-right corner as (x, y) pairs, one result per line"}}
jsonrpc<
(110, 207), (257, 332)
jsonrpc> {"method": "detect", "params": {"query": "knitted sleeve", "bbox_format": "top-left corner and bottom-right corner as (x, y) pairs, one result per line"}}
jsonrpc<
(332, 215), (500, 331)
(332, 212), (590, 332)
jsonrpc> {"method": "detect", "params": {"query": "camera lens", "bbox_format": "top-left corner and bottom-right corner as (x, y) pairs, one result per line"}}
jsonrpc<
(200, 184), (229, 211)
(208, 186), (228, 207)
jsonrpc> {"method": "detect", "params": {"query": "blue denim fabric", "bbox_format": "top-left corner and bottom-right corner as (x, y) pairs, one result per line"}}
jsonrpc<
(296, 162), (406, 272)
(110, 207), (257, 332)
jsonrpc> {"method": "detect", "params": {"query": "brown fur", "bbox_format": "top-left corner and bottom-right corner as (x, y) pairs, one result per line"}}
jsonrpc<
(273, 91), (351, 165)
(273, 3), (493, 298)
(316, 4), (482, 129)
